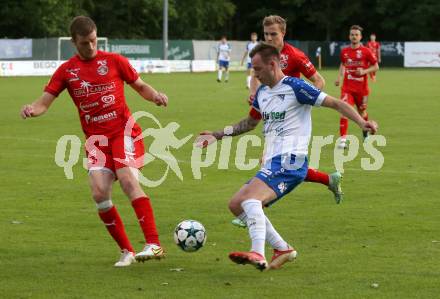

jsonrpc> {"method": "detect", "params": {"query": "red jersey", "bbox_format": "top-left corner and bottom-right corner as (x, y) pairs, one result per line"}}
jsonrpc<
(45, 51), (141, 138)
(280, 42), (316, 79)
(340, 46), (377, 93)
(366, 41), (381, 59)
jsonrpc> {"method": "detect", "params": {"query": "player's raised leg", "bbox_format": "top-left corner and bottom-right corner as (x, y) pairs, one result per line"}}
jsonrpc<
(89, 169), (135, 267)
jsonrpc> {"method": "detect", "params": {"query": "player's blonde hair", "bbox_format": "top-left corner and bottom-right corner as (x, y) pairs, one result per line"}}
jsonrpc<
(263, 15), (287, 33)
(350, 25), (363, 32)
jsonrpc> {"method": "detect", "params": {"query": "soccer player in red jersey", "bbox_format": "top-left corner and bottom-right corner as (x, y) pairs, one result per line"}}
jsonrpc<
(246, 16), (342, 205)
(366, 33), (381, 82)
(335, 25), (379, 149)
(20, 16), (167, 267)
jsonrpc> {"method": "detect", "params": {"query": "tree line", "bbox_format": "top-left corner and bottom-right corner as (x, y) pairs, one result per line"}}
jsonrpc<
(1, 0), (439, 41)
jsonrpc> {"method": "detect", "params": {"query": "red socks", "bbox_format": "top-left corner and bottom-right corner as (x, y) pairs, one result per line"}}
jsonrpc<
(340, 117), (348, 137)
(99, 206), (134, 252)
(131, 197), (160, 245)
(305, 168), (330, 186)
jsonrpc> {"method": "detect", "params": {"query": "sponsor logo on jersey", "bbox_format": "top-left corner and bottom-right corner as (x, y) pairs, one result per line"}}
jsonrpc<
(74, 81), (116, 97)
(84, 111), (117, 124)
(280, 54), (288, 69)
(97, 60), (108, 75)
(345, 59), (363, 67)
(304, 61), (313, 70)
(79, 101), (99, 112)
(66, 68), (80, 82)
(101, 94), (115, 107)
(262, 111), (286, 121)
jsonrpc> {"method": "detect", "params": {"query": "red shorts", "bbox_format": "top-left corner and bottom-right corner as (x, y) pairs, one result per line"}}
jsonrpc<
(85, 134), (145, 174)
(341, 89), (368, 111)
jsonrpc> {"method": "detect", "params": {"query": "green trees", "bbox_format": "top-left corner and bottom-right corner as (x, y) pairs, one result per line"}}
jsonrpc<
(0, 0), (438, 40)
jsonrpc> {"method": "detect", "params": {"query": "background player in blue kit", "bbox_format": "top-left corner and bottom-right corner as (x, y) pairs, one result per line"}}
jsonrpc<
(217, 36), (232, 82)
(241, 32), (259, 89)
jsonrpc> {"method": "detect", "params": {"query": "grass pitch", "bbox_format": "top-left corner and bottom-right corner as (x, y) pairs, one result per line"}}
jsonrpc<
(0, 69), (439, 298)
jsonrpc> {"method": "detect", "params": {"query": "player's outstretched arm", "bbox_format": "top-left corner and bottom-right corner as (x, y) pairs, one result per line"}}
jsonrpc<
(308, 71), (326, 90)
(241, 51), (248, 66)
(195, 116), (260, 148)
(321, 95), (378, 134)
(248, 75), (261, 105)
(129, 78), (168, 107)
(335, 63), (344, 86)
(20, 92), (56, 119)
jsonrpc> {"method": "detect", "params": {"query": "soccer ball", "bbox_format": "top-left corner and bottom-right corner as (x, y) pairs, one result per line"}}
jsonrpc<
(174, 220), (207, 252)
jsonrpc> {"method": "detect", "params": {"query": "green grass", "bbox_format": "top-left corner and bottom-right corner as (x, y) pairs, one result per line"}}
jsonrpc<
(0, 69), (439, 298)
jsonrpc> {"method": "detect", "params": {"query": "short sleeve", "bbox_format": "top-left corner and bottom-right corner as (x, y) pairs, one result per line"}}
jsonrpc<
(44, 63), (67, 97)
(283, 77), (326, 106)
(116, 54), (139, 84)
(249, 85), (264, 119)
(295, 50), (316, 79)
(366, 48), (377, 65)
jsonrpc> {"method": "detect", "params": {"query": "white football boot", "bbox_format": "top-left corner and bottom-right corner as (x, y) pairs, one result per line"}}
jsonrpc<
(338, 138), (347, 149)
(114, 249), (136, 267)
(135, 244), (165, 262)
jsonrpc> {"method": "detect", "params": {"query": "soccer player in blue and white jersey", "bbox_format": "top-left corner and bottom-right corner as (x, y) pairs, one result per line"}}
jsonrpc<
(217, 36), (232, 82)
(241, 32), (259, 89)
(197, 43), (378, 271)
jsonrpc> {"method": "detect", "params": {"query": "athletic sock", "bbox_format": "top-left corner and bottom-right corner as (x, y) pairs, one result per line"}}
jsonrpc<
(265, 216), (289, 251)
(98, 206), (134, 252)
(239, 212), (289, 251)
(246, 75), (251, 88)
(225, 71), (229, 81)
(131, 196), (160, 245)
(217, 70), (222, 81)
(241, 199), (266, 256)
(305, 168), (330, 185)
(340, 117), (348, 137)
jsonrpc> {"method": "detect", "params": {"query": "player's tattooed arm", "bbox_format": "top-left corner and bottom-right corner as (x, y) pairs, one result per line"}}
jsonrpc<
(212, 116), (260, 139)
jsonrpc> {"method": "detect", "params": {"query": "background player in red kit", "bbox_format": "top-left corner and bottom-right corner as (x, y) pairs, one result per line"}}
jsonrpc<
(335, 25), (379, 149)
(366, 33), (381, 82)
(232, 15), (342, 228)
(20, 16), (167, 267)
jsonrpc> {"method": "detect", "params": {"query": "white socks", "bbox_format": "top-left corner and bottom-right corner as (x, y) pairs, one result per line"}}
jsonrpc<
(217, 70), (222, 81)
(265, 216), (289, 251)
(238, 207), (289, 252)
(246, 75), (251, 88)
(241, 199), (266, 255)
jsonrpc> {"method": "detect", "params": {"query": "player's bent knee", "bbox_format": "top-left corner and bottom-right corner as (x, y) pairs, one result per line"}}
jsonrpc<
(91, 186), (110, 203)
(228, 199), (242, 214)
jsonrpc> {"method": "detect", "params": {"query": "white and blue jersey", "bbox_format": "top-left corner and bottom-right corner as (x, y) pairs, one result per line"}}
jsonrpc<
(217, 43), (231, 68)
(250, 76), (327, 203)
(246, 41), (258, 68)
